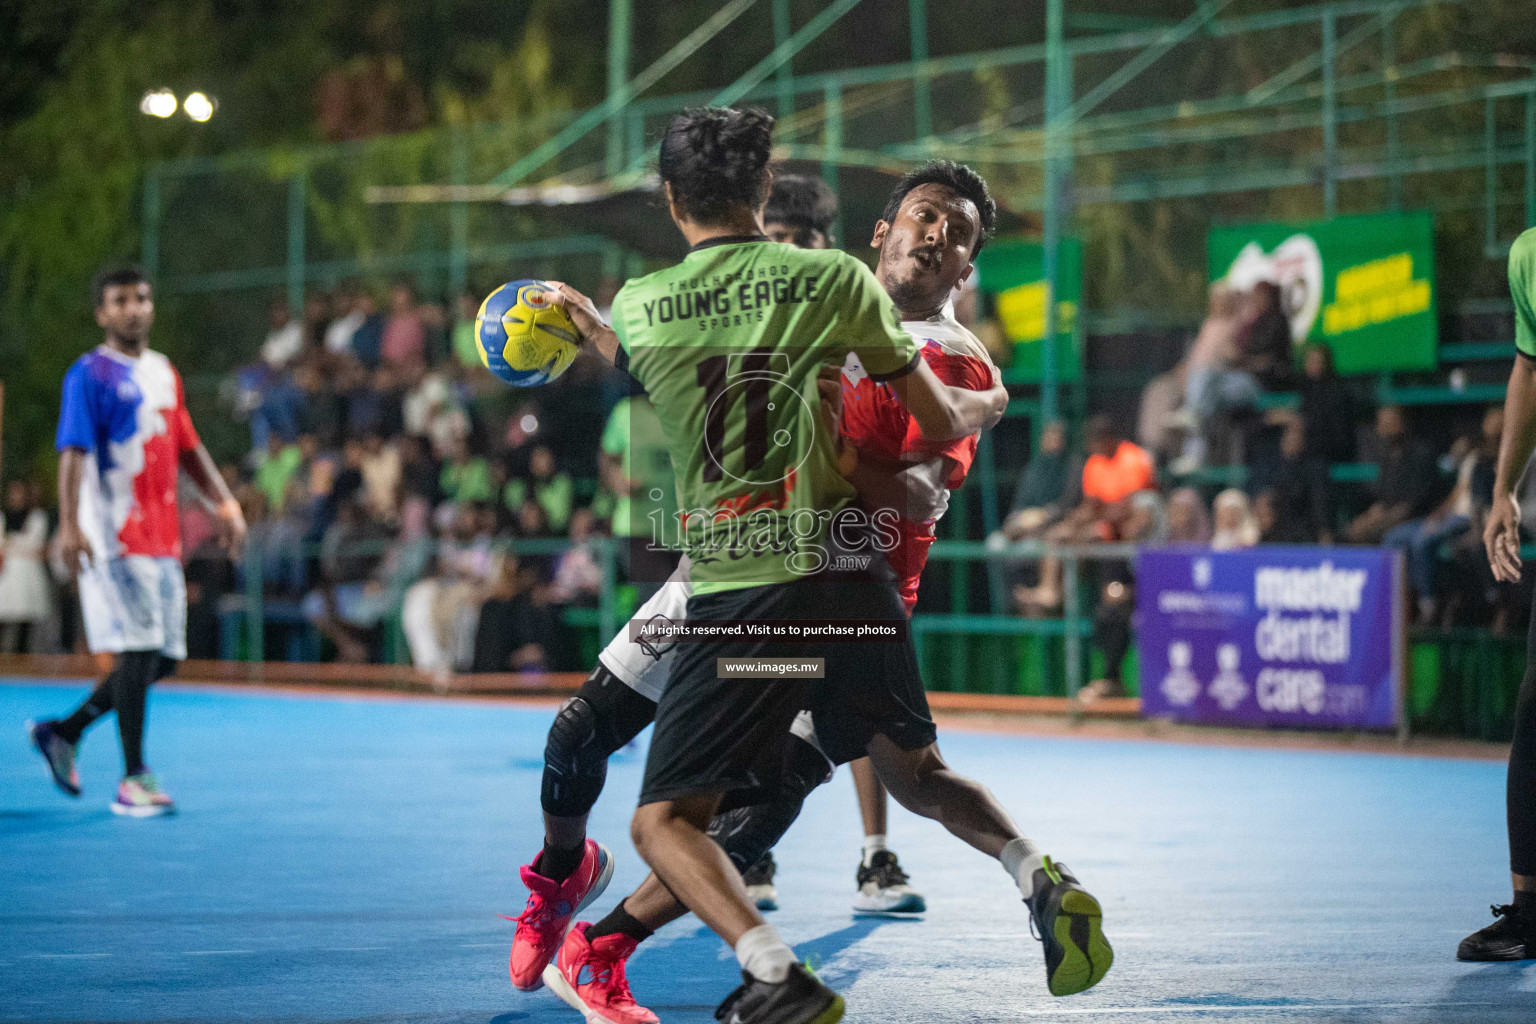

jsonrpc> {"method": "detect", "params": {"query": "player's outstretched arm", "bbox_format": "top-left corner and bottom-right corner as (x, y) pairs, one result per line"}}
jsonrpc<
(1486, 355), (1536, 582)
(180, 443), (247, 558)
(547, 282), (622, 366)
(884, 358), (1007, 443)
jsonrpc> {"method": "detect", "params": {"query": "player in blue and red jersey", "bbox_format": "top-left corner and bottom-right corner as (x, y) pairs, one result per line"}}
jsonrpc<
(27, 265), (245, 817)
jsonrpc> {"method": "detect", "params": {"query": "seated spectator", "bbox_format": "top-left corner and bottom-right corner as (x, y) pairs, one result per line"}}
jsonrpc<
(503, 445), (574, 534)
(997, 421), (1077, 541)
(451, 292), (482, 369)
(1137, 361), (1187, 467)
(255, 434), (304, 513)
(261, 297), (304, 368)
(1384, 405), (1503, 624)
(346, 363), (404, 439)
(349, 289), (385, 368)
(1171, 283), (1256, 474)
(303, 495), (433, 663)
(549, 508), (606, 605)
(381, 282), (426, 367)
(1264, 420), (1333, 543)
(1211, 489), (1260, 550)
(402, 359), (470, 456)
(302, 496), (395, 662)
(324, 287), (365, 356)
(1164, 486), (1212, 545)
(441, 437), (493, 505)
(469, 551), (558, 673)
(1345, 405), (1440, 544)
(1235, 281), (1295, 391)
(294, 361), (347, 448)
(398, 433), (441, 505)
(1017, 416), (1154, 612)
(402, 503), (495, 677)
(358, 432), (402, 524)
(0, 480), (55, 653)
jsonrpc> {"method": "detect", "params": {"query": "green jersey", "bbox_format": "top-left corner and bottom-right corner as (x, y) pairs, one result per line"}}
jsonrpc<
(611, 238), (919, 593)
(1512, 227), (1536, 359)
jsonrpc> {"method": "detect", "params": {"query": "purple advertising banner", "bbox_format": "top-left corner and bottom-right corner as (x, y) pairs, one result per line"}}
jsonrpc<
(1136, 546), (1403, 731)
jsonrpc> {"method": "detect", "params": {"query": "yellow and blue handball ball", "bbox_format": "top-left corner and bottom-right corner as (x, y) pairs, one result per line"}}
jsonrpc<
(475, 280), (580, 387)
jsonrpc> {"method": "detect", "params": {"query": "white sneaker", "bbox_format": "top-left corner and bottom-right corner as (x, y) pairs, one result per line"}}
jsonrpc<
(852, 851), (926, 914)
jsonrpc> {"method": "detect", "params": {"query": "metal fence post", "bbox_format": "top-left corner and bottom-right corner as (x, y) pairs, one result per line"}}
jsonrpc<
(598, 538), (617, 646)
(244, 536), (265, 672)
(142, 165), (161, 282)
(822, 83), (844, 247)
(286, 171), (307, 321)
(1322, 8), (1338, 218)
(1062, 548), (1082, 705)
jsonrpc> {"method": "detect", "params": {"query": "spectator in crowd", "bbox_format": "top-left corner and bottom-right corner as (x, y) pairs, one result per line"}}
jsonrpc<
(549, 507), (605, 605)
(381, 282), (427, 366)
(306, 496), (395, 662)
(350, 289), (385, 368)
(600, 392), (678, 596)
(1384, 405), (1503, 624)
(503, 444), (574, 535)
(1261, 420), (1333, 543)
(1345, 405), (1440, 544)
(402, 503), (495, 677)
(1211, 489), (1261, 550)
(358, 432), (402, 524)
(1017, 416), (1154, 612)
(1137, 359), (1187, 467)
(255, 434), (304, 513)
(398, 432), (441, 505)
(452, 292), (482, 370)
(1164, 486), (1212, 545)
(997, 421), (1077, 541)
(1171, 283), (1257, 474)
(470, 550), (558, 673)
(440, 437), (493, 505)
(261, 297), (304, 368)
(1297, 345), (1355, 455)
(303, 495), (432, 663)
(1236, 281), (1295, 391)
(324, 287), (365, 356)
(0, 481), (54, 653)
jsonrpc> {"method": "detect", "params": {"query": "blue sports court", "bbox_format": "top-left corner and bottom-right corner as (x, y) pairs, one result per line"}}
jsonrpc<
(2, 679), (1532, 1023)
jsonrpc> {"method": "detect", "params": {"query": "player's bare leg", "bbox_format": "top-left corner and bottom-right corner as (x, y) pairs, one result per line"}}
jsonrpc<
(866, 734), (1113, 996)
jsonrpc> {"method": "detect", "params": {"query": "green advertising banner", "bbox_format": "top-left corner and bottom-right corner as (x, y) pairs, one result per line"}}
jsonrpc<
(973, 237), (1083, 383)
(1206, 211), (1437, 374)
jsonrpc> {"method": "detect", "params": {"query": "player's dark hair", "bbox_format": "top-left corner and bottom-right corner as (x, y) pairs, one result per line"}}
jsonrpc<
(879, 160), (997, 256)
(92, 265), (149, 308)
(658, 106), (775, 225)
(763, 174), (838, 239)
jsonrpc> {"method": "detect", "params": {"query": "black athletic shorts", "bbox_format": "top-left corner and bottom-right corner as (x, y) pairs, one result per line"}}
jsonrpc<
(638, 571), (934, 806)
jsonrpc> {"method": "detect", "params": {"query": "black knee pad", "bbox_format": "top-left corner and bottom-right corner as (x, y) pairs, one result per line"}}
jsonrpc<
(540, 696), (611, 818)
(709, 736), (831, 872)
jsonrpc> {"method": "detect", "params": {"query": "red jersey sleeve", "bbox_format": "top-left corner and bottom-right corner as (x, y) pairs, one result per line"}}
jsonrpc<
(900, 346), (994, 487)
(172, 368), (201, 452)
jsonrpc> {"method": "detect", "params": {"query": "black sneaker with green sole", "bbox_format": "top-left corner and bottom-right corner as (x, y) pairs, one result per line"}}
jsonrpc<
(714, 963), (844, 1024)
(1025, 857), (1113, 997)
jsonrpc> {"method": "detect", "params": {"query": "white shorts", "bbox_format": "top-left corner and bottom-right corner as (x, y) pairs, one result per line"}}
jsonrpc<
(596, 555), (692, 703)
(78, 555), (187, 660)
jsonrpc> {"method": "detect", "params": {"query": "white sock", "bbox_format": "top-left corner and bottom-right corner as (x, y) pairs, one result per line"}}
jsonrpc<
(862, 833), (888, 867)
(734, 924), (796, 984)
(1000, 837), (1046, 899)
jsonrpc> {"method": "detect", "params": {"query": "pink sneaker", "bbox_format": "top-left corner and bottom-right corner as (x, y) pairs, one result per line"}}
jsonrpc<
(543, 925), (658, 1024)
(506, 840), (614, 991)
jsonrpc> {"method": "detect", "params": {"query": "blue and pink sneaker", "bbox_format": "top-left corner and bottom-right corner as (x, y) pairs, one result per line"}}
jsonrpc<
(506, 839), (614, 991)
(26, 720), (81, 797)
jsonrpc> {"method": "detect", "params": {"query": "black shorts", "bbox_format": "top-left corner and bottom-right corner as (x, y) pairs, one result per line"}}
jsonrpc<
(638, 572), (934, 806)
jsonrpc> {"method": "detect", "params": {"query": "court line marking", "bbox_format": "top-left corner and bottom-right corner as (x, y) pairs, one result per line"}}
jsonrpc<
(180, 949), (255, 956)
(993, 1003), (1502, 1016)
(29, 953), (112, 959)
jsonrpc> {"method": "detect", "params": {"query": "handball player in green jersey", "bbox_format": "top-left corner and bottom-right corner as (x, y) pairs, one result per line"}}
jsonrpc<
(1465, 227), (1536, 961)
(544, 107), (1113, 1023)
